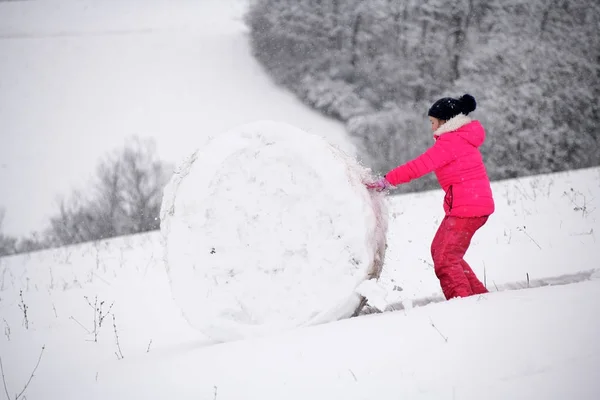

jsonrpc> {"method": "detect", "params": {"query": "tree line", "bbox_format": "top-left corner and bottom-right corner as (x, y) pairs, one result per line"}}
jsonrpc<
(246, 0), (600, 193)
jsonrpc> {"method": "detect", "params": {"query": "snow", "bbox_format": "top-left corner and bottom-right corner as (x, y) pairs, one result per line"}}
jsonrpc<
(0, 0), (354, 237)
(1, 166), (599, 399)
(380, 166), (599, 305)
(1, 0), (599, 398)
(159, 120), (386, 341)
(90, 281), (600, 400)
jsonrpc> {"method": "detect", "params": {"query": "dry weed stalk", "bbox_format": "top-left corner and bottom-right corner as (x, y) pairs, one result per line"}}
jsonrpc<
(84, 295), (114, 342)
(0, 345), (45, 400)
(516, 226), (542, 250)
(2, 319), (9, 341)
(113, 315), (124, 360)
(429, 317), (448, 343)
(18, 290), (29, 330)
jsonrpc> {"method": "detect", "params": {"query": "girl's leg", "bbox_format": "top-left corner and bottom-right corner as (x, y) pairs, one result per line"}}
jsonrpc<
(461, 260), (489, 295)
(431, 216), (488, 300)
(431, 217), (473, 299)
(460, 216), (489, 295)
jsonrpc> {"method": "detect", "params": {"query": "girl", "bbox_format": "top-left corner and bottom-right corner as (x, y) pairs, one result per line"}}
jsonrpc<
(367, 94), (494, 300)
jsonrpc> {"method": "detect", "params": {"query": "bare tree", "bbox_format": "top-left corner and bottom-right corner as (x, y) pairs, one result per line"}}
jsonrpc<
(447, 0), (475, 81)
(119, 137), (170, 233)
(93, 157), (125, 238)
(349, 8), (363, 74)
(0, 137), (172, 256)
(45, 136), (172, 247)
(47, 193), (93, 245)
(0, 208), (17, 257)
(15, 232), (49, 254)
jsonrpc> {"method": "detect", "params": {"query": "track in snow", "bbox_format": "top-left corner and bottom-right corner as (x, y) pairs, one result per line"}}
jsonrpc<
(359, 268), (600, 315)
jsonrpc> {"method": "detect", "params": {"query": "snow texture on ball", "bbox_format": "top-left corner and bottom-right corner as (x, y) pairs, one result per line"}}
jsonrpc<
(160, 120), (388, 342)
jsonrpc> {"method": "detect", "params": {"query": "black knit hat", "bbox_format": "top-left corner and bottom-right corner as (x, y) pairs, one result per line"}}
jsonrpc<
(428, 94), (477, 121)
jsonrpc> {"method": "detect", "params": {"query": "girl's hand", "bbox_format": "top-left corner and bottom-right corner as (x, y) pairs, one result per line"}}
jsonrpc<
(365, 178), (393, 192)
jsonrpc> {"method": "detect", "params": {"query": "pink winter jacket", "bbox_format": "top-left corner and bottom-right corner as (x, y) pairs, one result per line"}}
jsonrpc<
(385, 114), (495, 217)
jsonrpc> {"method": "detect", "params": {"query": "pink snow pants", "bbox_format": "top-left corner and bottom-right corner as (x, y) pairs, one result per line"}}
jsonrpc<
(431, 215), (489, 300)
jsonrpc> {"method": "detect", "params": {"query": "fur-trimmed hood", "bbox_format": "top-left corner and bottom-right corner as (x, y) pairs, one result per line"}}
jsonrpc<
(385, 111), (494, 218)
(434, 114), (484, 148)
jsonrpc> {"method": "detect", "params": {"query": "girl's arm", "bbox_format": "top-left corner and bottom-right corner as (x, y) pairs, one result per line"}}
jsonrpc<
(385, 139), (455, 186)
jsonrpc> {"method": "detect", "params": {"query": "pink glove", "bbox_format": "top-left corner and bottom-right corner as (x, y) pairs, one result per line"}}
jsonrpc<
(365, 177), (393, 192)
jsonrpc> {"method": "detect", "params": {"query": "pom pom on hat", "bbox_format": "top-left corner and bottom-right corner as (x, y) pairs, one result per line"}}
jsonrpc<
(428, 93), (476, 121)
(459, 94), (476, 114)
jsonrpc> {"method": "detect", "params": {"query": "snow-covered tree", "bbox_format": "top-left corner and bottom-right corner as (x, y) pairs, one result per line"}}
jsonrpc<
(246, 0), (600, 184)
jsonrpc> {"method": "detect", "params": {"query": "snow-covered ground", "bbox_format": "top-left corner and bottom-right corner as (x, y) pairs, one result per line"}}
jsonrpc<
(1, 0), (599, 398)
(379, 166), (599, 304)
(0, 0), (354, 237)
(1, 166), (599, 399)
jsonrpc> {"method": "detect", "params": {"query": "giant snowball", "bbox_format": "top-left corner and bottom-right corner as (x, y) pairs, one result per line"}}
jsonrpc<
(160, 120), (388, 342)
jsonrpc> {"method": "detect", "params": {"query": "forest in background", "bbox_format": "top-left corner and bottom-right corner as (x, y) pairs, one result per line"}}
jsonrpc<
(246, 0), (600, 193)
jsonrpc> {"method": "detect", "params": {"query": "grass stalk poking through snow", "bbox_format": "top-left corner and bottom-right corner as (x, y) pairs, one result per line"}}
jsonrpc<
(483, 263), (487, 289)
(517, 226), (542, 250)
(0, 345), (45, 400)
(113, 315), (124, 360)
(84, 295), (114, 342)
(18, 290), (29, 330)
(429, 318), (448, 343)
(563, 188), (594, 218)
(2, 319), (9, 341)
(69, 316), (91, 334)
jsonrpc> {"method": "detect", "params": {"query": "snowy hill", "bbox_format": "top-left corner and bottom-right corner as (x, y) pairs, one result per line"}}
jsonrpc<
(1, 1), (599, 398)
(1, 166), (599, 399)
(0, 0), (354, 237)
